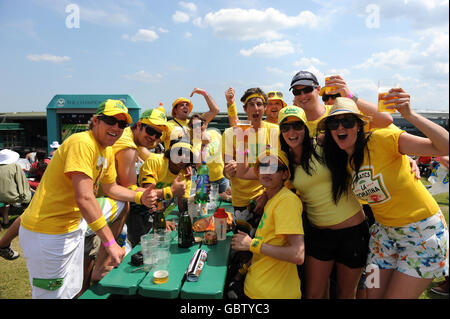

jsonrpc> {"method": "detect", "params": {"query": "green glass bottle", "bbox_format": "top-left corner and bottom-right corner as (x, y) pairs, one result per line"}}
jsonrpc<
(152, 200), (166, 233)
(178, 198), (194, 248)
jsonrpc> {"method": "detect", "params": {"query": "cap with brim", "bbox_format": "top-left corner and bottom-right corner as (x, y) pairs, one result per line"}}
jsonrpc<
(96, 99), (132, 124)
(278, 105), (307, 125)
(0, 149), (20, 165)
(172, 98), (193, 117)
(140, 107), (169, 132)
(289, 71), (319, 90)
(254, 148), (290, 179)
(267, 91), (287, 108)
(317, 97), (372, 131)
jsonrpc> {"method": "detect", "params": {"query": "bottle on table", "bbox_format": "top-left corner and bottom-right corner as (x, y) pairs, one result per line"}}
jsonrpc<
(195, 161), (209, 204)
(152, 200), (166, 233)
(178, 198), (195, 248)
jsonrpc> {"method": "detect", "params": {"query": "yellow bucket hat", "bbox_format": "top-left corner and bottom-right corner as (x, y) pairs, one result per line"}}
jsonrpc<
(317, 97), (372, 131)
(171, 97), (193, 117)
(254, 148), (290, 179)
(96, 99), (132, 124)
(278, 105), (307, 125)
(267, 91), (287, 108)
(140, 107), (169, 132)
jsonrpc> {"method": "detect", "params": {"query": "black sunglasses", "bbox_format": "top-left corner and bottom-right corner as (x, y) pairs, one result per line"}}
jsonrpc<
(323, 94), (340, 102)
(292, 86), (316, 96)
(326, 116), (358, 130)
(98, 115), (128, 129)
(280, 121), (305, 133)
(142, 124), (162, 139)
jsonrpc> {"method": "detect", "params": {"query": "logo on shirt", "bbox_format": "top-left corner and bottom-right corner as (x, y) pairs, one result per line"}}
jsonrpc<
(352, 167), (391, 204)
(93, 156), (108, 195)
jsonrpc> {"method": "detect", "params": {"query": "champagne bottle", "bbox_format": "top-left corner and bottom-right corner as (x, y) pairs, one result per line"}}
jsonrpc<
(152, 200), (166, 233)
(178, 198), (194, 248)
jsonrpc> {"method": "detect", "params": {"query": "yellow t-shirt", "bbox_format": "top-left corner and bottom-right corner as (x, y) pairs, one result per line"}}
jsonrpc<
(163, 119), (190, 149)
(306, 105), (332, 138)
(292, 147), (362, 227)
(222, 121), (279, 207)
(193, 129), (224, 182)
(244, 187), (304, 299)
(350, 128), (439, 226)
(138, 153), (191, 198)
(112, 127), (137, 155)
(21, 131), (117, 234)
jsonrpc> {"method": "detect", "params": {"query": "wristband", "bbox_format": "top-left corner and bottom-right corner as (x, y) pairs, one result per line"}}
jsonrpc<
(134, 191), (143, 205)
(103, 238), (116, 248)
(127, 184), (138, 191)
(227, 102), (238, 118)
(347, 92), (353, 99)
(249, 238), (263, 254)
(163, 186), (173, 200)
(88, 215), (107, 232)
(236, 149), (249, 156)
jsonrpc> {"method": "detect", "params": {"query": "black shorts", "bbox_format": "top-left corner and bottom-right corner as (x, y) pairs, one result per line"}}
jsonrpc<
(304, 216), (370, 269)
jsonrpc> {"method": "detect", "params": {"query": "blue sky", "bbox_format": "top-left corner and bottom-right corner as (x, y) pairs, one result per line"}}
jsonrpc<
(0, 0), (448, 114)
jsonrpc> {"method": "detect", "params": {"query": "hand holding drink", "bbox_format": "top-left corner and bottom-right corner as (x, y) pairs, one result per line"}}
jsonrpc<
(382, 87), (412, 118)
(378, 80), (400, 113)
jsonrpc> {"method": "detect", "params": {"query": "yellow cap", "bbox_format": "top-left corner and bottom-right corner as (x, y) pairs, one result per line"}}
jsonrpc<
(140, 107), (169, 132)
(277, 105), (307, 125)
(254, 148), (290, 179)
(171, 98), (193, 117)
(96, 99), (132, 124)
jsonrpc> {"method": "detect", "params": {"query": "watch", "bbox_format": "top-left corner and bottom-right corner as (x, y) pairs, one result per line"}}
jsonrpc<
(348, 92), (358, 103)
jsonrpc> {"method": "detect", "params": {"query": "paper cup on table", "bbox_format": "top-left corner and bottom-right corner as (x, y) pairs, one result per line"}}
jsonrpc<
(213, 208), (228, 241)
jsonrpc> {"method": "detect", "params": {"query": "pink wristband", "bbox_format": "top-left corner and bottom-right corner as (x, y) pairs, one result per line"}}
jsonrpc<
(103, 239), (116, 248)
(347, 92), (353, 99)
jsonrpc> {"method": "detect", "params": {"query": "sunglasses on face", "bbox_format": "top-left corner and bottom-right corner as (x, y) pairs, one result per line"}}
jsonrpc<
(292, 86), (316, 96)
(323, 94), (340, 102)
(259, 161), (286, 173)
(143, 124), (162, 138)
(280, 121), (305, 133)
(268, 91), (283, 99)
(98, 115), (128, 129)
(326, 116), (358, 130)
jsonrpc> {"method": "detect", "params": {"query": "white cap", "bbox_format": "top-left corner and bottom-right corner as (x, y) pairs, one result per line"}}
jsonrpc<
(0, 149), (20, 165)
(50, 141), (61, 149)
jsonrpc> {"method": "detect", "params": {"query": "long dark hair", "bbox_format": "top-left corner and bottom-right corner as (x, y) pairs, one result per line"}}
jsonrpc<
(279, 125), (321, 181)
(322, 117), (372, 203)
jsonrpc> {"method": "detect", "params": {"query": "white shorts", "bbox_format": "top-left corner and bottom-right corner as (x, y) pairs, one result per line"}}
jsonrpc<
(19, 198), (126, 299)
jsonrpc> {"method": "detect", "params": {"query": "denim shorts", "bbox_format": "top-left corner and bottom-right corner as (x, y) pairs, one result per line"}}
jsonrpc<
(304, 217), (370, 269)
(366, 211), (449, 279)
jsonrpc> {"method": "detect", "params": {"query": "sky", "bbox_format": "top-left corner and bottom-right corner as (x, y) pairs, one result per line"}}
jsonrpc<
(0, 0), (448, 114)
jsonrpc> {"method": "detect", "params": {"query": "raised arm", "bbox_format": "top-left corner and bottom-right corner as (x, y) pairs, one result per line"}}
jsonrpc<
(386, 88), (449, 156)
(190, 88), (220, 125)
(326, 75), (393, 129)
(225, 87), (238, 127)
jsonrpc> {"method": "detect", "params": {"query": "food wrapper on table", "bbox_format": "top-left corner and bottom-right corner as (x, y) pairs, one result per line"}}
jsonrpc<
(186, 249), (208, 282)
(192, 212), (233, 232)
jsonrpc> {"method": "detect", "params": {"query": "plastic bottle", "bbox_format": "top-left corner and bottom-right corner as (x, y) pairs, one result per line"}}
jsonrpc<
(214, 208), (228, 241)
(428, 163), (449, 195)
(195, 161), (210, 204)
(178, 198), (194, 248)
(117, 224), (128, 251)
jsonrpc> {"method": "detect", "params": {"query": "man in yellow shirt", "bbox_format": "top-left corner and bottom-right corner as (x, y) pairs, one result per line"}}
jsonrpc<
(18, 100), (157, 299)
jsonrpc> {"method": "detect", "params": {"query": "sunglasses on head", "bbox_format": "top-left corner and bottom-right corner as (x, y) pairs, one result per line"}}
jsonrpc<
(326, 116), (358, 130)
(98, 115), (128, 129)
(280, 121), (305, 133)
(268, 91), (283, 99)
(292, 86), (316, 96)
(142, 124), (162, 138)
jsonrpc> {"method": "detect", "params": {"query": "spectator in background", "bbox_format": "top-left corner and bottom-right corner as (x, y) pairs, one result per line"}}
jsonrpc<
(49, 141), (61, 158)
(28, 151), (50, 190)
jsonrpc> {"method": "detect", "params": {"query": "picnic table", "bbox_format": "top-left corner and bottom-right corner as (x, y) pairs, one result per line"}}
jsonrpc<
(80, 201), (234, 299)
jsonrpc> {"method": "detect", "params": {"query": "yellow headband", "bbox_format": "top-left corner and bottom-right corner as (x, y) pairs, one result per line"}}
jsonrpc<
(243, 94), (266, 106)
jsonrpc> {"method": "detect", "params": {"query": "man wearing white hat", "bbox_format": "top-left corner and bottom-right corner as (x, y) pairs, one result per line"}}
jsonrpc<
(0, 149), (31, 260)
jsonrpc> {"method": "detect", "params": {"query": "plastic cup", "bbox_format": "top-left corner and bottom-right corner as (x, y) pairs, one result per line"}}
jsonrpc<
(378, 80), (399, 113)
(152, 249), (171, 284)
(153, 229), (172, 250)
(140, 234), (158, 272)
(324, 75), (338, 95)
(210, 184), (219, 203)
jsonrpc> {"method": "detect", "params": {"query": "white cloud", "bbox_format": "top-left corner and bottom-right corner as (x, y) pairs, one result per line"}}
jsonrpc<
(199, 8), (320, 41)
(184, 32), (192, 39)
(124, 70), (162, 83)
(173, 11), (190, 23)
(293, 57), (325, 68)
(179, 1), (197, 13)
(355, 49), (413, 69)
(26, 53), (70, 63)
(130, 29), (159, 42)
(159, 27), (169, 33)
(240, 40), (295, 58)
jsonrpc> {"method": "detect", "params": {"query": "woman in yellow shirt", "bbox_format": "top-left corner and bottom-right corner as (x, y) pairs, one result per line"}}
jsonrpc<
(318, 93), (449, 299)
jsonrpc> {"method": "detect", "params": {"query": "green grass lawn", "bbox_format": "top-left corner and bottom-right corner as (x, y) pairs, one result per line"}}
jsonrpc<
(1, 192), (448, 299)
